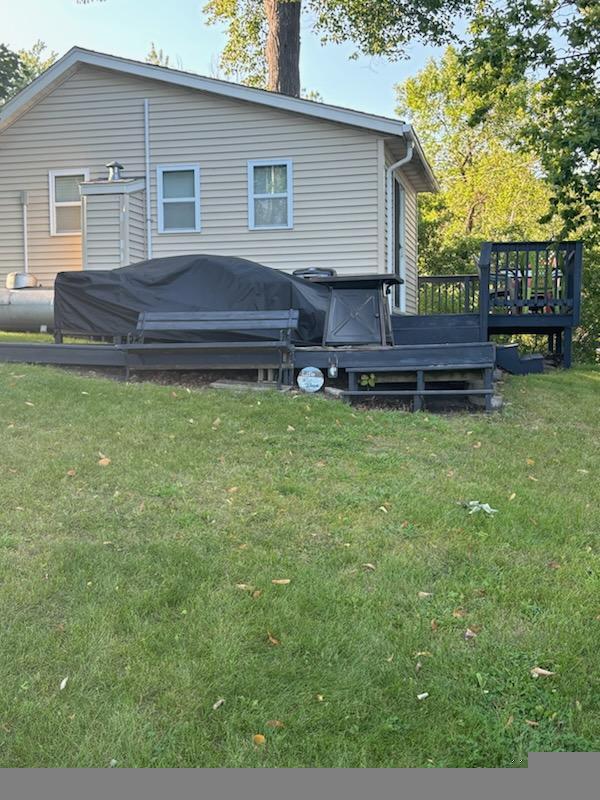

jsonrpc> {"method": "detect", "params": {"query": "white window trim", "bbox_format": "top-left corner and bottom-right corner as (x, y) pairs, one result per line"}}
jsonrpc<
(247, 159), (293, 230)
(48, 168), (89, 236)
(157, 164), (201, 234)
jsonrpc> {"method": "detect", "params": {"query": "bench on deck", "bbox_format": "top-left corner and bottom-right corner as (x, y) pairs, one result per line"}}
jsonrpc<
(121, 310), (300, 386)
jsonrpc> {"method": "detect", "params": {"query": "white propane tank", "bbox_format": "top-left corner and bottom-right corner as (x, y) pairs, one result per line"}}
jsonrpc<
(0, 274), (54, 332)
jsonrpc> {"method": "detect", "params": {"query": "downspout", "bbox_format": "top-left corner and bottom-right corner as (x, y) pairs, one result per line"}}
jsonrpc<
(143, 99), (153, 259)
(20, 191), (29, 274)
(386, 132), (414, 313)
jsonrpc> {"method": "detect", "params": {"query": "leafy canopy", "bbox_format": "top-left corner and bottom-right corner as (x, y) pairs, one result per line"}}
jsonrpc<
(396, 48), (556, 274)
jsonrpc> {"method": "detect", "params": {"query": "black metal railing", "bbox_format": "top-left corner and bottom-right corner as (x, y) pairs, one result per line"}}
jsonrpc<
(418, 241), (583, 323)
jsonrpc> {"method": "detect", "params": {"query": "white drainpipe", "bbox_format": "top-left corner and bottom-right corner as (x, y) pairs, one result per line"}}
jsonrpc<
(143, 99), (153, 259)
(20, 191), (29, 273)
(386, 134), (414, 313)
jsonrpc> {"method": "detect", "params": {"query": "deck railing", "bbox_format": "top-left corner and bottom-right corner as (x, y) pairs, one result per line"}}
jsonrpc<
(418, 273), (480, 315)
(418, 241), (583, 323)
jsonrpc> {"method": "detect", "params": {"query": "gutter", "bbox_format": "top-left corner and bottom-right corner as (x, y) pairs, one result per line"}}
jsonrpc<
(386, 131), (414, 313)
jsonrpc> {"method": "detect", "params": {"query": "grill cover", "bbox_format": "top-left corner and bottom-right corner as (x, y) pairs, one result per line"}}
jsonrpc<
(54, 254), (331, 344)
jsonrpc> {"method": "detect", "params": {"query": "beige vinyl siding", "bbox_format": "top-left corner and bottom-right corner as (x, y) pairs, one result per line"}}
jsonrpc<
(0, 65), (382, 286)
(384, 145), (419, 314)
(83, 194), (122, 270)
(127, 191), (146, 264)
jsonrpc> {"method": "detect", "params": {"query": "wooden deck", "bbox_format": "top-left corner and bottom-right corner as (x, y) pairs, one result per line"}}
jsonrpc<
(416, 241), (583, 368)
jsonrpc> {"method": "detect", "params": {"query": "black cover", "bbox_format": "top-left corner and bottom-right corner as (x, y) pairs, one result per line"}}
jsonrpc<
(54, 254), (331, 344)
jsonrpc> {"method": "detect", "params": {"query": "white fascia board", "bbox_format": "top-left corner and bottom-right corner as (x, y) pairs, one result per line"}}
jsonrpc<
(80, 178), (146, 196)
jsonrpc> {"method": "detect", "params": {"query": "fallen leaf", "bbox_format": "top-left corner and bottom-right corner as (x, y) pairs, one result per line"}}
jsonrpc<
(252, 590), (262, 600)
(473, 441), (482, 449)
(385, 655), (394, 662)
(452, 608), (467, 618)
(267, 631), (280, 646)
(109, 758), (117, 768)
(418, 591), (433, 599)
(66, 469), (76, 477)
(315, 460), (326, 468)
(287, 425), (295, 432)
(526, 458), (535, 466)
(316, 694), (324, 702)
(25, 401), (34, 407)
(401, 520), (410, 528)
(509, 492), (516, 501)
(378, 506), (388, 514)
(415, 651), (433, 657)
(463, 628), (478, 640)
(430, 619), (438, 631)
(417, 692), (429, 701)
(59, 676), (69, 691)
(415, 660), (423, 674)
(530, 667), (555, 678)
(505, 715), (514, 728)
(446, 469), (455, 478)
(253, 734), (266, 746)
(547, 560), (561, 570)
(528, 475), (538, 482)
(362, 563), (376, 571)
(525, 719), (539, 727)
(236, 583), (254, 592)
(212, 417), (221, 429)
(577, 468), (589, 474)
(227, 486), (239, 494)
(266, 719), (284, 729)
(271, 578), (291, 585)
(98, 457), (111, 467)
(212, 698), (225, 710)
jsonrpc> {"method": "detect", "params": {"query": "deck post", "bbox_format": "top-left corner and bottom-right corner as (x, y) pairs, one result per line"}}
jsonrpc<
(414, 369), (425, 412)
(484, 367), (493, 413)
(478, 243), (492, 341)
(562, 327), (573, 369)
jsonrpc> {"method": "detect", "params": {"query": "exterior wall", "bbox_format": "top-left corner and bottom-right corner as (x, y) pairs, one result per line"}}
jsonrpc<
(384, 145), (419, 315)
(126, 191), (146, 264)
(83, 194), (122, 270)
(0, 64), (385, 286)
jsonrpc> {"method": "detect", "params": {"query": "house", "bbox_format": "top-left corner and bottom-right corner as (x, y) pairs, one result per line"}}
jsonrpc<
(0, 47), (437, 315)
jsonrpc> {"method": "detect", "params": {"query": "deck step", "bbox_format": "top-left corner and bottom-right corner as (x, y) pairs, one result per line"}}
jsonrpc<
(496, 344), (545, 375)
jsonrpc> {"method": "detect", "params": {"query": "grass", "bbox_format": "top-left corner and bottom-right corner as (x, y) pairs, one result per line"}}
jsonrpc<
(0, 363), (599, 768)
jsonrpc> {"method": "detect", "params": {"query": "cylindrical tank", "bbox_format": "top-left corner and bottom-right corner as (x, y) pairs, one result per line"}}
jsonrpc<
(0, 287), (54, 332)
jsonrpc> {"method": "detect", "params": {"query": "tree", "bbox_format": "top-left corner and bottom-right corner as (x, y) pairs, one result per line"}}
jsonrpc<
(147, 43), (171, 67)
(0, 43), (21, 104)
(13, 40), (58, 93)
(204, 0), (473, 96)
(462, 1), (600, 234)
(395, 48), (556, 275)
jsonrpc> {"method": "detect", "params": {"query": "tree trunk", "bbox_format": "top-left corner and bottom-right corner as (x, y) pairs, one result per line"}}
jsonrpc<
(264, 0), (301, 97)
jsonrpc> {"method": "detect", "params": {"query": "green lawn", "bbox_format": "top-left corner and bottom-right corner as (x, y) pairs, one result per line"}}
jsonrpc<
(0, 364), (599, 767)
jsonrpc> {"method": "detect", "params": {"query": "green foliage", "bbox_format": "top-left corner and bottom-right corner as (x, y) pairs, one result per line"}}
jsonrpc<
(0, 43), (21, 104)
(359, 373), (377, 388)
(395, 48), (557, 276)
(204, 0), (473, 87)
(146, 43), (171, 68)
(13, 41), (58, 93)
(462, 1), (600, 233)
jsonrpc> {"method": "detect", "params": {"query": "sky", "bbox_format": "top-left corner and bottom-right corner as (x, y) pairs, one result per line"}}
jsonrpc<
(0, 0), (445, 119)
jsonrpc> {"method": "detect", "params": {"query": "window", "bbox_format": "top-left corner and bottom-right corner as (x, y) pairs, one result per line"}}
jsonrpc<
(49, 169), (88, 236)
(248, 160), (293, 229)
(157, 165), (201, 233)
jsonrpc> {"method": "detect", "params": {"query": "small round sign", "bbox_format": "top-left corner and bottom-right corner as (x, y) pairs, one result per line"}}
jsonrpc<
(297, 366), (325, 393)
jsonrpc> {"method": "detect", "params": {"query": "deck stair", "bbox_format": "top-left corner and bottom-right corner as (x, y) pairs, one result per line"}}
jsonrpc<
(339, 341), (496, 411)
(495, 344), (544, 375)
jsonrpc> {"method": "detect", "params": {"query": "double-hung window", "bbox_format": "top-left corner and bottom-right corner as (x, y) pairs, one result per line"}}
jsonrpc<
(49, 169), (89, 236)
(247, 160), (293, 229)
(157, 164), (201, 233)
